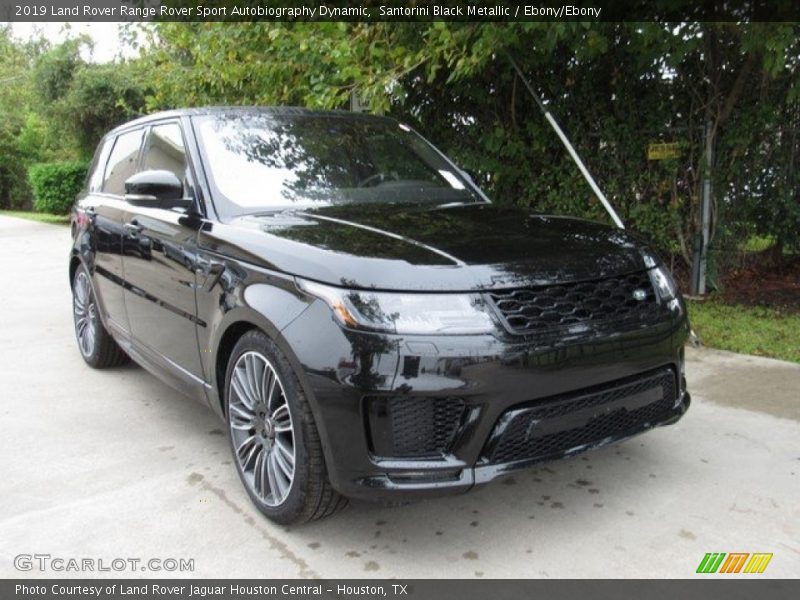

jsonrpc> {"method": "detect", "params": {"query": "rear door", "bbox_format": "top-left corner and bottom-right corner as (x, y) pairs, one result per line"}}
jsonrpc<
(120, 121), (206, 385)
(88, 128), (145, 335)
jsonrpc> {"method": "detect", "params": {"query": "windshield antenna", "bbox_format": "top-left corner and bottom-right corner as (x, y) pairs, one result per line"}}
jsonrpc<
(507, 54), (625, 229)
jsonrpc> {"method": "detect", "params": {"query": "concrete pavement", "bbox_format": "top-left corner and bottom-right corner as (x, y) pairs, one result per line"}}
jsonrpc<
(0, 214), (798, 578)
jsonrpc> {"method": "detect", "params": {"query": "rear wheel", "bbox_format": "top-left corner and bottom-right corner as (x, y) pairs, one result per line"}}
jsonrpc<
(224, 330), (346, 524)
(72, 266), (129, 368)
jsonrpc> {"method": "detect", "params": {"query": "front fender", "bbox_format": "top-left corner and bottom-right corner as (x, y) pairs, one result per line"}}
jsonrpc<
(200, 274), (315, 419)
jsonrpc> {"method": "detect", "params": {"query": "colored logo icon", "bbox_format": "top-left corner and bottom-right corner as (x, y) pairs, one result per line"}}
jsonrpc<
(696, 552), (773, 574)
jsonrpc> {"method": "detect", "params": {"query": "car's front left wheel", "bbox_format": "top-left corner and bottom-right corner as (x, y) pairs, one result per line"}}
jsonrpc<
(224, 330), (346, 524)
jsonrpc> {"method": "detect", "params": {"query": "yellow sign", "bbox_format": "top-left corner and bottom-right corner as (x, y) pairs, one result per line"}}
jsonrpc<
(647, 142), (680, 160)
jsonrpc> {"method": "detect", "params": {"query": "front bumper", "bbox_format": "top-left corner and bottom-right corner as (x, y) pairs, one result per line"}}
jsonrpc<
(281, 299), (691, 501)
(358, 391), (690, 498)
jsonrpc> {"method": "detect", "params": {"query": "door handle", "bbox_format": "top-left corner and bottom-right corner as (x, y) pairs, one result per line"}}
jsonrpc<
(123, 221), (143, 236)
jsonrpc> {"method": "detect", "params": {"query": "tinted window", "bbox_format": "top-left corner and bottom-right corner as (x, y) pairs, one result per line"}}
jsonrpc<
(194, 113), (479, 217)
(102, 129), (144, 195)
(87, 138), (113, 193)
(141, 123), (190, 193)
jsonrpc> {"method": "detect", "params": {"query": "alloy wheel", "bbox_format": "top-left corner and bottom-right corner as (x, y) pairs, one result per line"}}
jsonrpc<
(73, 271), (97, 358)
(228, 351), (296, 507)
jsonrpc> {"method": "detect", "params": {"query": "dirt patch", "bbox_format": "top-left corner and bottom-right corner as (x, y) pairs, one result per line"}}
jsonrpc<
(675, 253), (800, 311)
(716, 255), (800, 311)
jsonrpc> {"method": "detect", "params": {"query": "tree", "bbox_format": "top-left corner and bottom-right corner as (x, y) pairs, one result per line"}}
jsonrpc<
(32, 38), (147, 158)
(0, 26), (41, 208)
(5, 21), (796, 276)
(60, 62), (147, 157)
(140, 21), (799, 278)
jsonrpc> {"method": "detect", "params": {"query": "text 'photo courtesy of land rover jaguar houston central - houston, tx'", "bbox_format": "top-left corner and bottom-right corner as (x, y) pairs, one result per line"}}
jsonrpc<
(69, 107), (690, 524)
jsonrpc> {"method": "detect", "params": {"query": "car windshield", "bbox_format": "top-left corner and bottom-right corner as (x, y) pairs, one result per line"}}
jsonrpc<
(194, 112), (482, 216)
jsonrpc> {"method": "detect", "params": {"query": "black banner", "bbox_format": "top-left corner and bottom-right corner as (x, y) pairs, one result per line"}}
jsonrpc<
(1, 0), (799, 22)
(4, 580), (800, 600)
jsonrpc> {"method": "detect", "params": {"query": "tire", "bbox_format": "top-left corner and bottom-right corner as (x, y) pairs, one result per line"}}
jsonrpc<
(224, 329), (347, 525)
(72, 265), (129, 369)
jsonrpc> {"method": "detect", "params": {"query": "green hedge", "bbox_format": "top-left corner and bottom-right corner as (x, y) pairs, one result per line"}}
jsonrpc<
(28, 161), (88, 215)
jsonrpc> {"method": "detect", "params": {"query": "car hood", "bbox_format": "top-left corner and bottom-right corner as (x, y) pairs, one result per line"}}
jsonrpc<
(209, 203), (655, 291)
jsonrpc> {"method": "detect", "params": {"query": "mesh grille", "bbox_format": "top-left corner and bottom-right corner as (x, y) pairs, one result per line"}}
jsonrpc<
(388, 397), (465, 457)
(489, 271), (659, 335)
(485, 368), (676, 464)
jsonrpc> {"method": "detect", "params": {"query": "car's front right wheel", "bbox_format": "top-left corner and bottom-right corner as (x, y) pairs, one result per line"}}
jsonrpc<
(224, 329), (346, 524)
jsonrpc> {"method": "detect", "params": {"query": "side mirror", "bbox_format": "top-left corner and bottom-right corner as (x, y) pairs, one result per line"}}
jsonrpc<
(124, 170), (185, 208)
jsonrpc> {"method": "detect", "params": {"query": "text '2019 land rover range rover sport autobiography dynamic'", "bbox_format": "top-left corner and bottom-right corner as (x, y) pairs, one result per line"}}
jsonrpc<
(69, 107), (690, 524)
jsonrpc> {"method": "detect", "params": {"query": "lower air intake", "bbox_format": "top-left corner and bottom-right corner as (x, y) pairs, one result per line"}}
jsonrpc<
(367, 396), (466, 458)
(483, 368), (677, 464)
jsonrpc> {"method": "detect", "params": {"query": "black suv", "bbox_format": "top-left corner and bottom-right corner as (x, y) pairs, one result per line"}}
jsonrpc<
(70, 107), (690, 524)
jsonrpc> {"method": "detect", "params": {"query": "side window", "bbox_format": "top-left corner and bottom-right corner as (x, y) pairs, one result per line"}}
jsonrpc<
(102, 129), (144, 195)
(87, 138), (113, 193)
(141, 123), (192, 197)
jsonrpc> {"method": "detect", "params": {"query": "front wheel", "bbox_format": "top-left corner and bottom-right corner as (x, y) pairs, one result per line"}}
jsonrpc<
(72, 265), (129, 368)
(224, 330), (346, 524)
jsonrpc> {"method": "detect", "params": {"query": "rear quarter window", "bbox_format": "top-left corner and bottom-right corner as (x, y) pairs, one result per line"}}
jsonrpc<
(86, 138), (113, 193)
(102, 129), (144, 195)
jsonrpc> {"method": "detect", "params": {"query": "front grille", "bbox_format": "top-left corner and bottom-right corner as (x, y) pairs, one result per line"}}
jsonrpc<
(483, 368), (676, 464)
(488, 271), (659, 335)
(367, 396), (466, 458)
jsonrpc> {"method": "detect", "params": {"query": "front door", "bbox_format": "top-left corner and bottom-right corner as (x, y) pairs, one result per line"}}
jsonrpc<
(121, 122), (205, 383)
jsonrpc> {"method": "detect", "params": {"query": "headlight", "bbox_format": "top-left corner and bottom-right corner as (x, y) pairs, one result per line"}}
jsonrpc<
(297, 279), (495, 335)
(649, 265), (679, 300)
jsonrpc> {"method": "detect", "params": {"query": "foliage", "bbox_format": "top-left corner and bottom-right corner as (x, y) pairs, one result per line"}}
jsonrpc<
(0, 29), (147, 211)
(31, 40), (147, 158)
(27, 161), (88, 214)
(688, 299), (800, 363)
(32, 37), (85, 104)
(1, 22), (797, 282)
(59, 62), (147, 157)
(0, 118), (29, 209)
(0, 26), (39, 209)
(140, 22), (800, 278)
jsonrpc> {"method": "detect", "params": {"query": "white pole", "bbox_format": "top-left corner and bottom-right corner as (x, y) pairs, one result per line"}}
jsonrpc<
(508, 56), (625, 229)
(698, 119), (713, 295)
(543, 112), (625, 229)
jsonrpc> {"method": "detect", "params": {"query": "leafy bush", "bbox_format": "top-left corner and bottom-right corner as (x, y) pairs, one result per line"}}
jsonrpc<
(28, 161), (87, 214)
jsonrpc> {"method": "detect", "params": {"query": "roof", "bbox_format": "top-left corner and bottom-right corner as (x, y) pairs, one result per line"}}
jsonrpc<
(108, 106), (396, 136)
